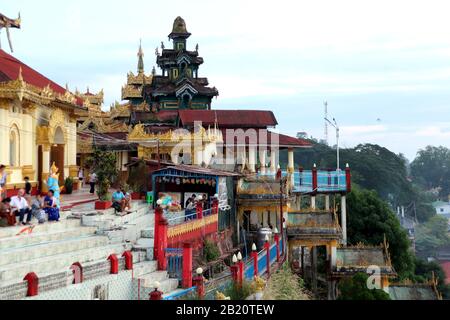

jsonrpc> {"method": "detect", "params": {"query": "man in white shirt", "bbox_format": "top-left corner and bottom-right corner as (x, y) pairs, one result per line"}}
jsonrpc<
(10, 189), (31, 225)
(89, 172), (97, 194)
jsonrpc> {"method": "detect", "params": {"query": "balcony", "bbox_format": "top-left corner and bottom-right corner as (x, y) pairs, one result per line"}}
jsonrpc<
(257, 167), (351, 194)
(286, 211), (342, 242)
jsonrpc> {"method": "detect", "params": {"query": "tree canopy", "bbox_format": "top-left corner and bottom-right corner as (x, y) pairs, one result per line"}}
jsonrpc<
(337, 273), (390, 300)
(411, 145), (450, 197)
(415, 215), (450, 258)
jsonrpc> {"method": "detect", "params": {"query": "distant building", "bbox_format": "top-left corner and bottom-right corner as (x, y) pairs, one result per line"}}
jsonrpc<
(432, 200), (450, 219)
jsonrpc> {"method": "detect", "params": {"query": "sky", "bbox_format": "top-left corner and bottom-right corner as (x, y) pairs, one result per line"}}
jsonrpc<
(2, 0), (450, 160)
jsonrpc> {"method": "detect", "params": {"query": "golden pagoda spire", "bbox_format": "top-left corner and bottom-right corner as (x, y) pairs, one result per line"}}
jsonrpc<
(137, 39), (144, 74)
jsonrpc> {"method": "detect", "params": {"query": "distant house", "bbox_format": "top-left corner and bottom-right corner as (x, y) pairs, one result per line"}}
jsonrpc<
(432, 200), (450, 220)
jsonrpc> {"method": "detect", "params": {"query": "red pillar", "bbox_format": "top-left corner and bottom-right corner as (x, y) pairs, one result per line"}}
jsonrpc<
(70, 262), (83, 284)
(157, 218), (168, 270)
(122, 251), (133, 270)
(230, 264), (239, 283)
(182, 242), (193, 288)
(312, 165), (318, 193)
(23, 272), (39, 297)
(154, 206), (163, 261)
(196, 201), (203, 219)
(212, 198), (219, 215)
(264, 240), (270, 277)
(149, 289), (163, 300)
(193, 275), (205, 299)
(108, 254), (119, 274)
(345, 165), (351, 193)
(238, 260), (244, 285)
(274, 233), (280, 262)
(252, 250), (259, 277)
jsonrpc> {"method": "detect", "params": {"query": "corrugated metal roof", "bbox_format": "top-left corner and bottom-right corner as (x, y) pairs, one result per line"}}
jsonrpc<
(178, 109), (278, 128)
(153, 164), (241, 177)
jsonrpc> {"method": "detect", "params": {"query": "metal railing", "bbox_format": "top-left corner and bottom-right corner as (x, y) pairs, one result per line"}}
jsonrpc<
(257, 169), (348, 193)
(165, 248), (183, 280)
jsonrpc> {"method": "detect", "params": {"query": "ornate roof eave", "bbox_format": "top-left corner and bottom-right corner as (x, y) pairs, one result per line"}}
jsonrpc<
(128, 123), (223, 143)
(121, 85), (143, 100)
(0, 77), (85, 111)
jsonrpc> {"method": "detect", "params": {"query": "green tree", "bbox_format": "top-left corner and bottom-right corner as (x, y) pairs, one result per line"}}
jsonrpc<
(411, 145), (450, 196)
(337, 273), (390, 300)
(85, 148), (117, 200)
(347, 188), (415, 279)
(415, 215), (450, 258)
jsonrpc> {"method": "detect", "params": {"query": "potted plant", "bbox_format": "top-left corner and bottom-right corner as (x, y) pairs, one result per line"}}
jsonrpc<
(64, 177), (74, 195)
(86, 148), (117, 210)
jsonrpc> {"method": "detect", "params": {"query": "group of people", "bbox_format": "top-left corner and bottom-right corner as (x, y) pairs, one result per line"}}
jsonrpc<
(184, 193), (211, 221)
(111, 187), (131, 215)
(0, 188), (60, 227)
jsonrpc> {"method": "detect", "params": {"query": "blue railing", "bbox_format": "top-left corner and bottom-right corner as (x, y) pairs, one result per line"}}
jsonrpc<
(258, 170), (347, 193)
(163, 286), (197, 300)
(243, 238), (284, 279)
(165, 248), (183, 280)
(165, 207), (215, 226)
(163, 237), (284, 300)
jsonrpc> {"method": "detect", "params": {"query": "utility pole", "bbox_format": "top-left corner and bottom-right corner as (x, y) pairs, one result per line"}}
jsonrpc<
(325, 116), (340, 172)
(324, 101), (328, 145)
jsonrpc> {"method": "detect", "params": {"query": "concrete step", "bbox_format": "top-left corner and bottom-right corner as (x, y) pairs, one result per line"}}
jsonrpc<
(159, 278), (180, 294)
(133, 261), (158, 278)
(81, 203), (153, 231)
(0, 227), (97, 250)
(0, 219), (82, 239)
(0, 243), (130, 282)
(141, 228), (154, 239)
(0, 235), (109, 266)
(139, 271), (170, 286)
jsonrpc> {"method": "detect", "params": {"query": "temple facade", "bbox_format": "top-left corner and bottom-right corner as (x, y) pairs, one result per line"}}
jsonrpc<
(0, 49), (83, 194)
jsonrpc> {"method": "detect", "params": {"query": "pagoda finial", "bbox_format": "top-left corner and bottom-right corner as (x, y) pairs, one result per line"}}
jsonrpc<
(137, 39), (144, 73)
(86, 86), (90, 94)
(195, 43), (199, 52)
(17, 66), (23, 81)
(152, 66), (156, 76)
(161, 41), (165, 50)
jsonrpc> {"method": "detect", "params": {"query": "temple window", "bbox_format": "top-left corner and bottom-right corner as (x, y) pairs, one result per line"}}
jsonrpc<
(177, 42), (184, 50)
(172, 68), (179, 79)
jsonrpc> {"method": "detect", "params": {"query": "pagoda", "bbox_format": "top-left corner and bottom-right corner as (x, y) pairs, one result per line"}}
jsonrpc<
(143, 16), (218, 111)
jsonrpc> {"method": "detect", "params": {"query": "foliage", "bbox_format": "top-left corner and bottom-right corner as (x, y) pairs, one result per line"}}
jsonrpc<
(413, 257), (450, 299)
(415, 215), (450, 258)
(223, 280), (255, 300)
(127, 158), (148, 193)
(411, 145), (450, 197)
(347, 187), (415, 279)
(263, 265), (310, 300)
(64, 177), (74, 194)
(337, 273), (391, 300)
(86, 148), (117, 201)
(203, 239), (220, 262)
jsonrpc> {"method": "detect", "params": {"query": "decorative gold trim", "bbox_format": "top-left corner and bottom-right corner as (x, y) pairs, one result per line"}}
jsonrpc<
(168, 214), (218, 238)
